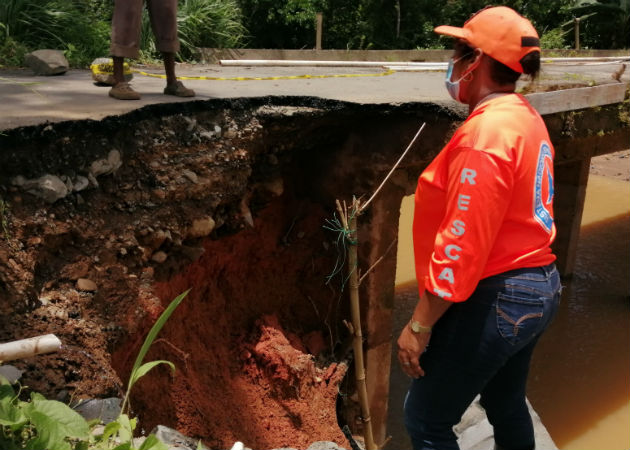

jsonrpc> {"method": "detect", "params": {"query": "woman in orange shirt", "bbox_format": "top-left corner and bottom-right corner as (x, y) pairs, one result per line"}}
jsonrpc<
(397, 7), (561, 450)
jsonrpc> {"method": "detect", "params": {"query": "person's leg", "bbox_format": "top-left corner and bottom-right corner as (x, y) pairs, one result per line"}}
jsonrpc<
(480, 264), (561, 450)
(147, 0), (195, 96)
(403, 286), (513, 450)
(480, 339), (538, 450)
(109, 0), (142, 99)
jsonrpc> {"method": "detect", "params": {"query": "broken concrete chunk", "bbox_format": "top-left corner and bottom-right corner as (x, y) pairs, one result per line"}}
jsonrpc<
(24, 49), (69, 75)
(24, 174), (68, 203)
(188, 217), (215, 238)
(76, 278), (97, 292)
(151, 425), (210, 450)
(73, 397), (121, 424)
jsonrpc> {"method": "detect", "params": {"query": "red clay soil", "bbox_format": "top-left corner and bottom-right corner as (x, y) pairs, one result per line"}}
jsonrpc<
(110, 199), (351, 450)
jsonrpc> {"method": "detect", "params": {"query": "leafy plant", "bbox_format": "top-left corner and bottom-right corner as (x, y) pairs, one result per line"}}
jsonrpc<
(0, 0), (110, 67)
(540, 27), (569, 49)
(0, 381), (89, 450)
(139, 0), (246, 61)
(0, 290), (189, 450)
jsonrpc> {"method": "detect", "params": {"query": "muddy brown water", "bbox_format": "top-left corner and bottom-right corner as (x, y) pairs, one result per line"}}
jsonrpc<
(391, 174), (630, 450)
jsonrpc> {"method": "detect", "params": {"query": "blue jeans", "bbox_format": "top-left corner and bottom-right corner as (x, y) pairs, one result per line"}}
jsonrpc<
(404, 264), (561, 450)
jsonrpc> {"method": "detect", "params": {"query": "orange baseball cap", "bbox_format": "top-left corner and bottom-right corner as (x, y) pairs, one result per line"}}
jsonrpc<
(434, 6), (540, 73)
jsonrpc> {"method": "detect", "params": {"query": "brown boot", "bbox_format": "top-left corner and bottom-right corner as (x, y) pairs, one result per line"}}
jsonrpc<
(109, 82), (141, 100)
(164, 81), (195, 97)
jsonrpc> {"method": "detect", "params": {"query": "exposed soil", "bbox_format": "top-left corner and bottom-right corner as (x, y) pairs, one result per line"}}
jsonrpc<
(0, 99), (369, 449)
(0, 94), (626, 449)
(590, 149), (630, 181)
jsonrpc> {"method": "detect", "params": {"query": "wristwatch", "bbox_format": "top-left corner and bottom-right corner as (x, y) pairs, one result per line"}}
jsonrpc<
(409, 320), (432, 334)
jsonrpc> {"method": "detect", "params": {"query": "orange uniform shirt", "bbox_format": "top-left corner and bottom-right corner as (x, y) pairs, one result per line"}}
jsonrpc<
(413, 93), (556, 302)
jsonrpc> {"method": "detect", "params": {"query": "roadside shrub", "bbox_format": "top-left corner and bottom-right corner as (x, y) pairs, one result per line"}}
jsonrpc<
(140, 0), (246, 62)
(540, 27), (569, 49)
(0, 0), (110, 67)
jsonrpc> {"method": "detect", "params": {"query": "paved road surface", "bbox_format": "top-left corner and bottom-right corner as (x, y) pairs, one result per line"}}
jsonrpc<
(1, 60), (627, 130)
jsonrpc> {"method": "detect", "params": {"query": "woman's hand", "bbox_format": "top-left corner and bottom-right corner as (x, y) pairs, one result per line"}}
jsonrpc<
(397, 325), (431, 378)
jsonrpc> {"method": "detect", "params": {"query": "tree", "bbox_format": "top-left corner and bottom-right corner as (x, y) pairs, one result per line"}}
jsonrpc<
(569, 0), (629, 48)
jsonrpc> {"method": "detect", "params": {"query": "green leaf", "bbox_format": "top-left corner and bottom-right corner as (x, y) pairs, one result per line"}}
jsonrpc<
(101, 420), (121, 443)
(115, 414), (134, 443)
(138, 434), (168, 450)
(112, 443), (132, 450)
(25, 410), (71, 450)
(129, 361), (175, 387)
(121, 290), (189, 413)
(0, 385), (26, 427)
(24, 398), (89, 440)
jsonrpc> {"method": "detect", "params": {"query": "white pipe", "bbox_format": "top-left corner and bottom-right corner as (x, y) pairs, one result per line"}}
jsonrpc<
(0, 334), (62, 362)
(220, 57), (629, 70)
(220, 59), (444, 67)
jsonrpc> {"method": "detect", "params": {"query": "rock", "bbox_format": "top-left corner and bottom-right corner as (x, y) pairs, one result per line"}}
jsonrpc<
(24, 49), (69, 75)
(149, 229), (169, 250)
(188, 217), (215, 238)
(307, 443), (345, 450)
(90, 150), (122, 177)
(77, 278), (97, 292)
(224, 129), (237, 139)
(73, 398), (121, 424)
(151, 425), (210, 450)
(182, 169), (198, 184)
(11, 175), (26, 187)
(73, 176), (89, 192)
(180, 245), (205, 261)
(0, 365), (23, 384)
(23, 174), (68, 203)
(152, 251), (168, 263)
(264, 178), (284, 197)
(90, 57), (133, 85)
(240, 199), (254, 228)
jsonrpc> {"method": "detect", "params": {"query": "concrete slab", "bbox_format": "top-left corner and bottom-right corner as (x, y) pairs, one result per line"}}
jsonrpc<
(0, 66), (448, 130)
(2, 60), (627, 131)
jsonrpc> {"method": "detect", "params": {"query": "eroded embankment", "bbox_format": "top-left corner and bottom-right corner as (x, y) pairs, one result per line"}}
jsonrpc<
(0, 97), (455, 449)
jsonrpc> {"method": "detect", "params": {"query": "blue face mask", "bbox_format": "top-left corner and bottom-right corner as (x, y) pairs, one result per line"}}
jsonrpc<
(445, 53), (476, 103)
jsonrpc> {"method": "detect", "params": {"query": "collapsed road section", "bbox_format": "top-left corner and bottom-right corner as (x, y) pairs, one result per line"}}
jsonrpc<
(0, 89), (627, 448)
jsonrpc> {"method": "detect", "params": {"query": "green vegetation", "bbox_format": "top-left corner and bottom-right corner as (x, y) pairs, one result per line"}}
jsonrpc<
(0, 0), (627, 67)
(0, 290), (189, 450)
(0, 0), (244, 67)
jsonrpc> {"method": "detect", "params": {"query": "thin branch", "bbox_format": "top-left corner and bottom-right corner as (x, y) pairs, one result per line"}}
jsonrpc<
(360, 122), (426, 213)
(359, 237), (398, 285)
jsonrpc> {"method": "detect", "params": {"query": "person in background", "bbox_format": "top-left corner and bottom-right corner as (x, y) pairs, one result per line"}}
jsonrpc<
(108, 0), (195, 100)
(396, 6), (561, 450)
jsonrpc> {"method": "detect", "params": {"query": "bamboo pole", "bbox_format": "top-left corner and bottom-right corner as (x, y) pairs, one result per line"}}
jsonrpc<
(0, 334), (62, 362)
(337, 198), (376, 450)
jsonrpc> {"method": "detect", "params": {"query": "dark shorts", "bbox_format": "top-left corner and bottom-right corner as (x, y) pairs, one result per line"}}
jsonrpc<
(110, 0), (179, 58)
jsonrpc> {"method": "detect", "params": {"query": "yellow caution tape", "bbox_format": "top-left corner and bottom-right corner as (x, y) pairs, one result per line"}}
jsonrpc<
(131, 68), (396, 81)
(90, 60), (133, 77)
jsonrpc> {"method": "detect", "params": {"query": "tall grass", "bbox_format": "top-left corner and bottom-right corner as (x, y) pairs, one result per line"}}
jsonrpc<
(1, 0), (247, 67)
(141, 0), (246, 61)
(0, 0), (110, 67)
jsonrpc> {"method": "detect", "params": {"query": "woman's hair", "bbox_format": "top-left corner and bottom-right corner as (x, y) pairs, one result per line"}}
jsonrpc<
(453, 39), (541, 84)
(489, 51), (541, 84)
